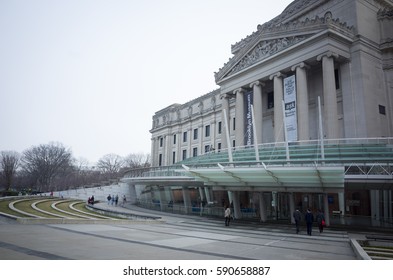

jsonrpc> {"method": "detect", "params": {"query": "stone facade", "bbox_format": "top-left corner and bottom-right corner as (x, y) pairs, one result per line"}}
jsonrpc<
(151, 0), (393, 167)
(145, 0), (393, 225)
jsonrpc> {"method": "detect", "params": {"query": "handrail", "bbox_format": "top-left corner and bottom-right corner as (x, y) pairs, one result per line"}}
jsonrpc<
(123, 137), (393, 179)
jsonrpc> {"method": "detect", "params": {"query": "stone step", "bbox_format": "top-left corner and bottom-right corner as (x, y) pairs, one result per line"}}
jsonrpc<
(370, 255), (393, 260)
(364, 249), (393, 259)
(363, 247), (393, 254)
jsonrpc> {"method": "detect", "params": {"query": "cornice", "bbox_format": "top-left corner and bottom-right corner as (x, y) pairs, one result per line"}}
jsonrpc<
(378, 7), (393, 19)
(375, 0), (393, 10)
(151, 89), (221, 130)
(231, 0), (329, 54)
(215, 13), (355, 83)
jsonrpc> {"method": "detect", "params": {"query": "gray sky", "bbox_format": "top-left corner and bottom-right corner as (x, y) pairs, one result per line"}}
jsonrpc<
(0, 0), (293, 165)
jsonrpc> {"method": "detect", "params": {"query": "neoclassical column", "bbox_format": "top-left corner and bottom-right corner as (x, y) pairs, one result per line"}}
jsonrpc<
(383, 190), (389, 220)
(220, 93), (231, 150)
(258, 192), (267, 222)
(250, 81), (264, 144)
(269, 72), (285, 142)
(187, 127), (192, 158)
(176, 131), (181, 163)
(291, 62), (310, 141)
(198, 125), (203, 155)
(182, 186), (192, 214)
(389, 190), (392, 221)
(228, 190), (241, 219)
(317, 52), (339, 139)
(289, 193), (295, 224)
(151, 137), (157, 166)
(234, 88), (245, 147)
(370, 190), (380, 220)
(165, 135), (170, 165)
(338, 192), (345, 217)
(323, 193), (330, 226)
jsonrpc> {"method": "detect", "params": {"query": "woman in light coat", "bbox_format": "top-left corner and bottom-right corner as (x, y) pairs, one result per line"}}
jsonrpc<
(224, 206), (231, 226)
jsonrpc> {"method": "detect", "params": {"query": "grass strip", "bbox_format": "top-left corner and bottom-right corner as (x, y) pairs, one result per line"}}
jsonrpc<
(13, 199), (55, 218)
(0, 200), (30, 217)
(34, 199), (77, 218)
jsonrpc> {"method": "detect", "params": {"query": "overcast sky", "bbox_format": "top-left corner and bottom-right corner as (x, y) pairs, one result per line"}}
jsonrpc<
(0, 0), (293, 165)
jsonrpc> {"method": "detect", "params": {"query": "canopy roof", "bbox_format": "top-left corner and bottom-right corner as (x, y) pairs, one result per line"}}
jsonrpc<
(180, 163), (344, 192)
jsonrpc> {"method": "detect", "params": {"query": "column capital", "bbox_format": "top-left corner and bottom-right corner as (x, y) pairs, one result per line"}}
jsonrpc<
(219, 92), (233, 100)
(269, 71), (285, 80)
(233, 88), (245, 95)
(249, 80), (265, 88)
(291, 62), (310, 72)
(317, 51), (339, 61)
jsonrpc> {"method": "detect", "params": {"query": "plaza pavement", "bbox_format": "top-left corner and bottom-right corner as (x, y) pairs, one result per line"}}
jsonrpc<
(0, 202), (373, 260)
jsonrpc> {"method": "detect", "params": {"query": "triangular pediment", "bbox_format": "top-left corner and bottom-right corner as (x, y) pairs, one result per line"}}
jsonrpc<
(215, 14), (355, 83)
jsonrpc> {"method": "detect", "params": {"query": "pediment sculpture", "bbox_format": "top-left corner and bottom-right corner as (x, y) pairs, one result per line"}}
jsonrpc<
(227, 36), (307, 76)
(215, 12), (355, 83)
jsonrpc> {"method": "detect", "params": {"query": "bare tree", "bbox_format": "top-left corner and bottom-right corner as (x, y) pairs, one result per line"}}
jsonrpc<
(74, 157), (90, 171)
(21, 142), (73, 191)
(0, 151), (20, 191)
(96, 153), (124, 174)
(123, 153), (151, 169)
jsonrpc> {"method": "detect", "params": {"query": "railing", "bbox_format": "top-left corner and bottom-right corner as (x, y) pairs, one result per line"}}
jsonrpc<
(135, 199), (225, 218)
(123, 137), (393, 179)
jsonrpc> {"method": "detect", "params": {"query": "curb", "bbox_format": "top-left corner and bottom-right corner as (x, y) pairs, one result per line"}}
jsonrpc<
(350, 238), (372, 260)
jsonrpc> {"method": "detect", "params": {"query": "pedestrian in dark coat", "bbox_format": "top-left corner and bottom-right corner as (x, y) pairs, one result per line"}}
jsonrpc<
(293, 209), (301, 234)
(305, 208), (314, 236)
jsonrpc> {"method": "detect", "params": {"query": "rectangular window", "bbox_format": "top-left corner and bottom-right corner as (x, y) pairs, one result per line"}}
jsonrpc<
(233, 118), (236, 130)
(193, 147), (198, 157)
(233, 140), (236, 147)
(218, 121), (222, 134)
(173, 134), (176, 145)
(267, 92), (274, 109)
(379, 105), (386, 115)
(218, 143), (221, 151)
(193, 128), (198, 140)
(159, 137), (163, 147)
(183, 131), (187, 142)
(172, 151), (176, 164)
(158, 154), (162, 166)
(204, 145), (210, 153)
(334, 69), (340, 90)
(205, 125), (210, 137)
(182, 149), (187, 160)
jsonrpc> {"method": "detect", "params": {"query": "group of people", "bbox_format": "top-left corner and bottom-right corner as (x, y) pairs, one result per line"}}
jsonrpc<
(87, 195), (95, 205)
(293, 208), (325, 235)
(107, 194), (127, 206)
(223, 205), (326, 235)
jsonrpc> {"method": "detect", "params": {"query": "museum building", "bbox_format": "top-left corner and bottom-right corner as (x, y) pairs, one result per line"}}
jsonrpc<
(123, 0), (393, 227)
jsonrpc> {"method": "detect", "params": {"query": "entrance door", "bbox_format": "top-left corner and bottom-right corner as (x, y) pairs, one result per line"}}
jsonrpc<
(264, 192), (290, 220)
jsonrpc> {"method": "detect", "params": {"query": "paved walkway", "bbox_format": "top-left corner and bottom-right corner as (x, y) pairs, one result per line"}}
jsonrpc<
(0, 202), (371, 260)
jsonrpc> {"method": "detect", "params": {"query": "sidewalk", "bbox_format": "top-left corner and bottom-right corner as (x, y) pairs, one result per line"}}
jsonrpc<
(90, 202), (164, 220)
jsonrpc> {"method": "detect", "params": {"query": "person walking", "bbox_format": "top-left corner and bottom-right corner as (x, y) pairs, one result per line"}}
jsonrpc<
(316, 209), (326, 233)
(305, 208), (314, 236)
(293, 209), (301, 234)
(107, 194), (111, 205)
(224, 206), (231, 226)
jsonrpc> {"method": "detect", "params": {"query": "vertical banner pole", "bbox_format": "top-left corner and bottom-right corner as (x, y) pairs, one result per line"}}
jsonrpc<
(318, 96), (325, 163)
(223, 109), (233, 163)
(282, 100), (290, 162)
(251, 104), (260, 162)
